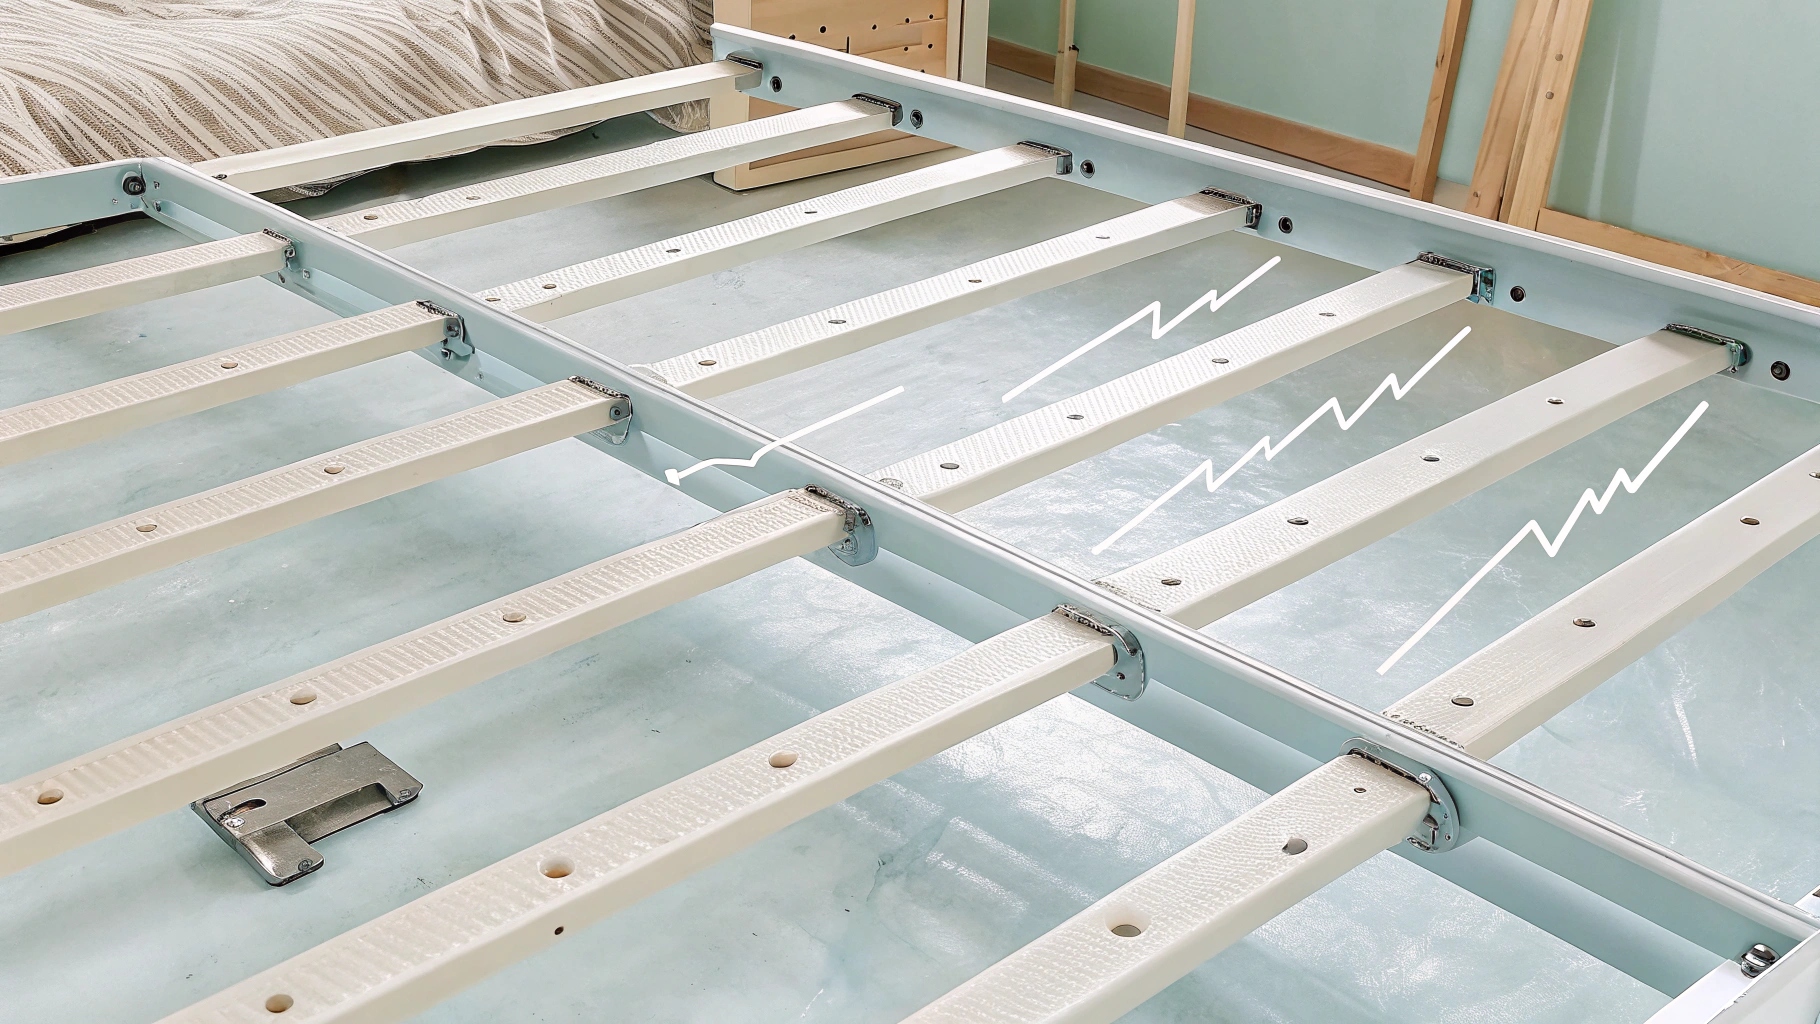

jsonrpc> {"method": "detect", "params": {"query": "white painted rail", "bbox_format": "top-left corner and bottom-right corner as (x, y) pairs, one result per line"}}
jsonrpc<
(1101, 330), (1732, 626)
(875, 260), (1473, 512)
(642, 189), (1255, 396)
(0, 490), (848, 876)
(0, 304), (447, 468)
(159, 612), (1113, 1024)
(0, 379), (619, 625)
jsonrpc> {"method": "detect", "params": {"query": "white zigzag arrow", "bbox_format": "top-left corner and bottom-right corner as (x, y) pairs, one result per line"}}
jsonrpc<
(1092, 324), (1474, 555)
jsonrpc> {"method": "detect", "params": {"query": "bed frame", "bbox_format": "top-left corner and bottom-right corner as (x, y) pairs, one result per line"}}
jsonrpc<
(1, 25), (1817, 1023)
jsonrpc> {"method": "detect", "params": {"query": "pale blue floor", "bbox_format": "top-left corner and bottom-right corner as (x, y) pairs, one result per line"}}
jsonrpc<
(2, 110), (1815, 1023)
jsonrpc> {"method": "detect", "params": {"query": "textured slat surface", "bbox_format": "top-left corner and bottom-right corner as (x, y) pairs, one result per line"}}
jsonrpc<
(644, 191), (1252, 396)
(0, 380), (614, 624)
(484, 144), (1057, 322)
(0, 303), (446, 468)
(1385, 440), (1820, 757)
(1101, 331), (1730, 625)
(0, 232), (289, 336)
(0, 491), (847, 875)
(902, 756), (1429, 1024)
(194, 62), (749, 194)
(164, 613), (1114, 1024)
(322, 101), (890, 248)
(875, 262), (1472, 512)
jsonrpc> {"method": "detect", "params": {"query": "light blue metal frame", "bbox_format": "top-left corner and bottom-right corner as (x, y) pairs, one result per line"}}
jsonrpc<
(5, 27), (1816, 1001)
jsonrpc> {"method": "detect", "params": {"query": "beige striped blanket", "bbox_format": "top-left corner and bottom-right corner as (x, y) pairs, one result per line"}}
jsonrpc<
(0, 0), (712, 192)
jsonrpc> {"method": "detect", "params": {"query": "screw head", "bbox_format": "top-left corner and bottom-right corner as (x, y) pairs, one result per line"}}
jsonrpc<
(1574, 617), (1596, 628)
(121, 174), (147, 196)
(769, 75), (781, 92)
(1080, 160), (1096, 177)
(1277, 216), (1294, 233)
(1452, 695), (1475, 707)
(1509, 285), (1527, 302)
(1771, 360), (1791, 381)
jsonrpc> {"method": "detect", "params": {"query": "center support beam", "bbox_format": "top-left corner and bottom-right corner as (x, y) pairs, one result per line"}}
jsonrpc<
(0, 379), (622, 625)
(876, 260), (1472, 512)
(158, 612), (1115, 1024)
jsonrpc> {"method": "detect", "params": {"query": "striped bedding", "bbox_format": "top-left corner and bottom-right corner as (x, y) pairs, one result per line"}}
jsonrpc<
(0, 0), (712, 193)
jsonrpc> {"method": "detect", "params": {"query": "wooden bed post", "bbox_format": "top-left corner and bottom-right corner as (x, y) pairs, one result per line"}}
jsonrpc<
(1409, 0), (1472, 202)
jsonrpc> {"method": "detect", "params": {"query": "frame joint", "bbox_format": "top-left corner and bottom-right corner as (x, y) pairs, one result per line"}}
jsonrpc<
(1416, 251), (1496, 303)
(1666, 323), (1751, 373)
(1017, 141), (1074, 176)
(1054, 605), (1146, 700)
(1343, 737), (1461, 852)
(567, 376), (634, 444)
(724, 53), (765, 90)
(850, 92), (904, 127)
(1201, 187), (1262, 228)
(415, 299), (473, 360)
(804, 485), (878, 566)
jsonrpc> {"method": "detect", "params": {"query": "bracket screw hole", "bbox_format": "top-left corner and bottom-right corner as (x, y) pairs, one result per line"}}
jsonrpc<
(1109, 923), (1143, 937)
(1509, 285), (1527, 302)
(540, 856), (574, 879)
(769, 750), (799, 768)
(1771, 360), (1792, 381)
(1282, 837), (1309, 855)
(1277, 216), (1294, 233)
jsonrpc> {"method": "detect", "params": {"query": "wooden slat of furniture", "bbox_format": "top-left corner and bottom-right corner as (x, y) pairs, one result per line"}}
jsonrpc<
(1409, 0), (1473, 201)
(1502, 0), (1596, 229)
(1054, 0), (1079, 106)
(1464, 0), (1550, 218)
(1165, 0), (1198, 138)
(987, 37), (1414, 188)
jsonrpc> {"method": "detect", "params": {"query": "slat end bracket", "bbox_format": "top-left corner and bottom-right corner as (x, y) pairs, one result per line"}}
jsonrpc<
(1055, 605), (1147, 699)
(804, 485), (878, 565)
(1343, 737), (1461, 852)
(1666, 323), (1751, 373)
(1417, 251), (1496, 303)
(567, 376), (634, 444)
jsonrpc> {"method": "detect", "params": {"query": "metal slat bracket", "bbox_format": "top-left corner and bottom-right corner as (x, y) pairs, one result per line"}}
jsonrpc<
(1341, 738), (1460, 852)
(416, 299), (472, 361)
(1017, 140), (1074, 175)
(1666, 323), (1751, 373)
(1201, 186), (1261, 228)
(567, 377), (633, 444)
(1054, 604), (1146, 699)
(803, 485), (877, 565)
(724, 53), (765, 90)
(850, 92), (904, 126)
(1417, 250), (1496, 303)
(192, 742), (420, 886)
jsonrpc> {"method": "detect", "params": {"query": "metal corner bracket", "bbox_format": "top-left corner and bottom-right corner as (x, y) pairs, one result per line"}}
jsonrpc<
(567, 376), (634, 444)
(724, 53), (764, 90)
(1201, 187), (1263, 229)
(850, 92), (904, 127)
(191, 742), (421, 885)
(415, 299), (473, 360)
(1017, 141), (1074, 176)
(1416, 251), (1496, 304)
(1342, 737), (1461, 852)
(1666, 323), (1751, 373)
(804, 485), (878, 566)
(1054, 605), (1147, 700)
(259, 226), (298, 270)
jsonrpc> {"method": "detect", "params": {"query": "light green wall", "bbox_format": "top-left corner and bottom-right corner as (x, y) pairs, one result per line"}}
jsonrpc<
(989, 0), (1820, 280)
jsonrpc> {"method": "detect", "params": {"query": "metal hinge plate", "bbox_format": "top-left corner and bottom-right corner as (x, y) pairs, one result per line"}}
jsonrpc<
(1666, 323), (1751, 373)
(1201, 187), (1263, 229)
(804, 485), (878, 565)
(192, 742), (421, 885)
(1017, 141), (1074, 176)
(416, 299), (473, 360)
(1342, 737), (1461, 852)
(1416, 251), (1496, 303)
(260, 227), (297, 269)
(567, 376), (634, 444)
(1054, 604), (1146, 699)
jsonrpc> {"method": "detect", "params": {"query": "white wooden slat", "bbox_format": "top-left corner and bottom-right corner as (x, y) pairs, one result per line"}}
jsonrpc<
(321, 100), (893, 249)
(901, 756), (1429, 1024)
(482, 144), (1059, 323)
(874, 261), (1474, 513)
(640, 190), (1255, 397)
(193, 62), (753, 194)
(1101, 330), (1732, 627)
(0, 380), (619, 625)
(0, 490), (849, 876)
(1384, 438), (1820, 758)
(0, 303), (446, 468)
(159, 612), (1113, 1024)
(0, 233), (290, 337)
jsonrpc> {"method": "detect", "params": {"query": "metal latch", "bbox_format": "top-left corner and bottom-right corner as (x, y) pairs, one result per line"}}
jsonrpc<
(724, 53), (764, 90)
(192, 742), (421, 885)
(1416, 251), (1496, 304)
(416, 299), (473, 360)
(1017, 141), (1074, 176)
(1201, 187), (1262, 228)
(1666, 323), (1750, 373)
(260, 227), (298, 271)
(805, 485), (878, 566)
(567, 376), (634, 445)
(1342, 737), (1461, 852)
(851, 93), (904, 126)
(1054, 605), (1146, 700)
